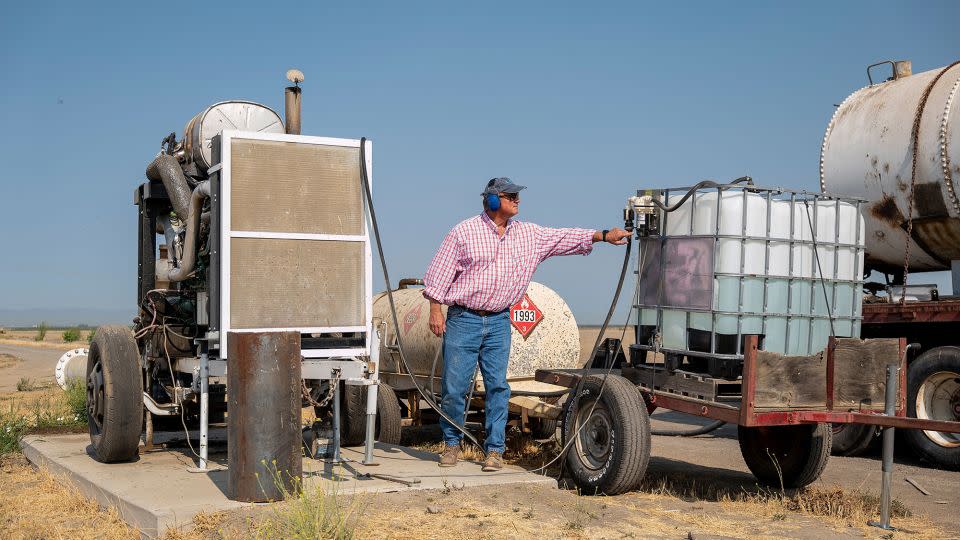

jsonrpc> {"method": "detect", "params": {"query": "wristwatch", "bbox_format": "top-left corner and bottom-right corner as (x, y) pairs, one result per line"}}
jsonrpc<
(602, 229), (609, 242)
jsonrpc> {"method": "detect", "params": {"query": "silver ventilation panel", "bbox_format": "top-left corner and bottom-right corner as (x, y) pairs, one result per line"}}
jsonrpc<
(219, 131), (373, 356)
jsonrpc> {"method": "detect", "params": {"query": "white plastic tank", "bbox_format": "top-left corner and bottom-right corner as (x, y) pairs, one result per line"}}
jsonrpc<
(821, 61), (960, 273)
(374, 281), (581, 380)
(639, 187), (865, 356)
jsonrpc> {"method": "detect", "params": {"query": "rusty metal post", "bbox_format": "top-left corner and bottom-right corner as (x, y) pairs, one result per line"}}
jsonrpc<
(869, 365), (900, 531)
(227, 331), (302, 502)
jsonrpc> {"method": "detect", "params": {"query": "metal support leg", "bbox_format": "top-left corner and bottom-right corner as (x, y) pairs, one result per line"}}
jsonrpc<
(198, 350), (210, 470)
(362, 383), (378, 465)
(952, 260), (960, 296)
(362, 324), (383, 465)
(869, 365), (899, 531)
(331, 378), (342, 463)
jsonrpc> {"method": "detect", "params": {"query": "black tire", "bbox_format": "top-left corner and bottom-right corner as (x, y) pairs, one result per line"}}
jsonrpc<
(86, 325), (143, 463)
(529, 417), (558, 439)
(738, 423), (832, 489)
(830, 423), (877, 456)
(562, 375), (650, 495)
(341, 383), (402, 446)
(902, 347), (960, 470)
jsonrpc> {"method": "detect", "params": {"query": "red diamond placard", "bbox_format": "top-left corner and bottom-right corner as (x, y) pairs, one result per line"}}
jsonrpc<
(510, 294), (543, 340)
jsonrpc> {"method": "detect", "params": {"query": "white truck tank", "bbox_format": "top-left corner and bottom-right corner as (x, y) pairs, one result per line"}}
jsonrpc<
(373, 281), (580, 380)
(821, 61), (960, 273)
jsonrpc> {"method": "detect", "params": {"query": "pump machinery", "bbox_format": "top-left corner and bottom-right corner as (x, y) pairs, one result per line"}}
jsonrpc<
(86, 72), (386, 471)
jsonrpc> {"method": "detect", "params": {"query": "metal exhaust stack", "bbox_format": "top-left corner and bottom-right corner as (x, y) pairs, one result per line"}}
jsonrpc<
(285, 69), (304, 135)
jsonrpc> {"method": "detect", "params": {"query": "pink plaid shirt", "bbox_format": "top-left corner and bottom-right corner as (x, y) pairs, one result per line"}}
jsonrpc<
(423, 213), (595, 311)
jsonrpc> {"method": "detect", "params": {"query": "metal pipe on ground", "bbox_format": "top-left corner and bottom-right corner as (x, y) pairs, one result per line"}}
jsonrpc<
(227, 331), (302, 502)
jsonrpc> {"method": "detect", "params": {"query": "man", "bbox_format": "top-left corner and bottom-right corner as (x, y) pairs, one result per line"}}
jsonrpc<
(422, 177), (630, 471)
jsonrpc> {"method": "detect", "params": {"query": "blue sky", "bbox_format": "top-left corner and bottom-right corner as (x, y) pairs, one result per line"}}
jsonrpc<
(0, 1), (957, 324)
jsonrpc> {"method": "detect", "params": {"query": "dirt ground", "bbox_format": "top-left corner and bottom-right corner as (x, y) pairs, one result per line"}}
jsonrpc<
(0, 339), (956, 539)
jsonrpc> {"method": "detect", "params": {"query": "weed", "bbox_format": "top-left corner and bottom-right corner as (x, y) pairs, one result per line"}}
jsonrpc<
(0, 387), (86, 455)
(523, 509), (534, 519)
(64, 379), (87, 419)
(255, 462), (366, 540)
(0, 414), (29, 454)
(62, 328), (81, 342)
(86, 328), (96, 343)
(34, 321), (47, 342)
(16, 378), (34, 392)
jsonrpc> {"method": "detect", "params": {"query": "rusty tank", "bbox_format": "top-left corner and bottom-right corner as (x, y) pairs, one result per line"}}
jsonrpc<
(373, 281), (581, 381)
(821, 60), (960, 273)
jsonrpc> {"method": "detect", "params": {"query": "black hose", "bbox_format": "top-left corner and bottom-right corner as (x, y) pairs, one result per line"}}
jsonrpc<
(649, 176), (754, 213)
(473, 388), (571, 398)
(651, 419), (725, 437)
(358, 138), (483, 451)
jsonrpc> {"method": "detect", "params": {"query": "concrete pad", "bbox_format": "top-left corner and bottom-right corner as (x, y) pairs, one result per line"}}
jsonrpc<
(20, 432), (555, 538)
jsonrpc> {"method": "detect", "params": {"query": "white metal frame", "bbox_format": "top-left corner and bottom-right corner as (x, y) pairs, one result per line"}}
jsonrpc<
(218, 130), (374, 358)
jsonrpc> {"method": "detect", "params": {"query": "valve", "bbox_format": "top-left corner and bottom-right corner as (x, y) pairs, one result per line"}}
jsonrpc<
(625, 193), (659, 238)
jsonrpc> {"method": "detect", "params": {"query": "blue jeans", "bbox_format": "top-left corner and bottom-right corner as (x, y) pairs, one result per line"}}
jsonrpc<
(439, 306), (511, 454)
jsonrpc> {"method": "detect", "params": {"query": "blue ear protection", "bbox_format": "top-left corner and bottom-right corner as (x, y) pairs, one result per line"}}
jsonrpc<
(485, 178), (501, 211)
(486, 192), (501, 211)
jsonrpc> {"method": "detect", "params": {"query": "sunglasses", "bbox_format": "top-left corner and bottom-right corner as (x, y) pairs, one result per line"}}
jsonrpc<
(500, 192), (520, 201)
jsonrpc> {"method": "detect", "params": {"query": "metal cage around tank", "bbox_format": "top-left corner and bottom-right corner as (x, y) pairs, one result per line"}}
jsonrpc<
(633, 183), (867, 367)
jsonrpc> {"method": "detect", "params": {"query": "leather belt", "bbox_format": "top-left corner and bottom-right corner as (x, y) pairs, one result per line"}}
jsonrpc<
(456, 305), (507, 317)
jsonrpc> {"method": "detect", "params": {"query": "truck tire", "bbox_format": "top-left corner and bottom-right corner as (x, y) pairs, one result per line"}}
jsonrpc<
(738, 423), (832, 488)
(831, 423), (877, 456)
(902, 347), (960, 470)
(341, 383), (402, 446)
(562, 375), (650, 495)
(86, 326), (143, 463)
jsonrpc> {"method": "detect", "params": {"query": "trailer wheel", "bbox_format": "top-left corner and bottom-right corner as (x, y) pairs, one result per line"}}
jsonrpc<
(562, 375), (650, 495)
(738, 423), (831, 488)
(902, 347), (960, 469)
(830, 423), (876, 456)
(86, 326), (143, 463)
(340, 383), (402, 446)
(529, 417), (558, 439)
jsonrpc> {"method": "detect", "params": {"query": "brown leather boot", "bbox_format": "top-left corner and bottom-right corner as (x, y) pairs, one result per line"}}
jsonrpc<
(439, 444), (460, 467)
(482, 450), (503, 472)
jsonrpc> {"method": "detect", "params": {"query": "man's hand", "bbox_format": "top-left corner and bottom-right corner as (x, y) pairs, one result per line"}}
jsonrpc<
(428, 300), (445, 336)
(594, 227), (631, 245)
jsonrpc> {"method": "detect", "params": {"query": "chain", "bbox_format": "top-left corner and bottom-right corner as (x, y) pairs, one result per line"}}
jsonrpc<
(301, 370), (340, 409)
(902, 61), (960, 304)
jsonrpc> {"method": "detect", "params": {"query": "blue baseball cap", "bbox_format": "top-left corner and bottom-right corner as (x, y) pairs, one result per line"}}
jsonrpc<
(482, 177), (527, 195)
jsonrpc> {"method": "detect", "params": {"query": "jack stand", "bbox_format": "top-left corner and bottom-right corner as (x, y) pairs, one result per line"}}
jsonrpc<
(362, 325), (383, 465)
(361, 384), (379, 466)
(868, 365), (899, 531)
(188, 348), (214, 473)
(329, 378), (343, 464)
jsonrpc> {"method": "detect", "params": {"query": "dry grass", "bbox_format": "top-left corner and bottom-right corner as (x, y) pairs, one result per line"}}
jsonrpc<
(0, 330), (84, 350)
(0, 353), (22, 369)
(0, 453), (140, 540)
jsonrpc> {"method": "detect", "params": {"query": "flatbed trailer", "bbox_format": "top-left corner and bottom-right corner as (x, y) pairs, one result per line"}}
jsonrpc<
(534, 335), (960, 496)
